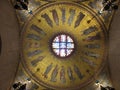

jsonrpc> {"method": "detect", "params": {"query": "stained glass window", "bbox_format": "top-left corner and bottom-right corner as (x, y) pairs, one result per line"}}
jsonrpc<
(52, 34), (74, 57)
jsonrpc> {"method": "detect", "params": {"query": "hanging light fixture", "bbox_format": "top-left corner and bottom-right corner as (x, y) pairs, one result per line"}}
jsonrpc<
(100, 0), (118, 13)
(100, 85), (107, 90)
(14, 0), (29, 10)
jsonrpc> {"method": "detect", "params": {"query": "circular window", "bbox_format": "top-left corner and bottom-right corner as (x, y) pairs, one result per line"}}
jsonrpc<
(52, 34), (74, 58)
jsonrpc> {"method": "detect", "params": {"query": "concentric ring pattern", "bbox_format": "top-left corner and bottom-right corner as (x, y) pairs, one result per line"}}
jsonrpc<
(22, 2), (107, 89)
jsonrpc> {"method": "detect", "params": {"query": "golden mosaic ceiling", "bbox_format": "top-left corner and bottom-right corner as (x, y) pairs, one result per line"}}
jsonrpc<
(21, 1), (108, 90)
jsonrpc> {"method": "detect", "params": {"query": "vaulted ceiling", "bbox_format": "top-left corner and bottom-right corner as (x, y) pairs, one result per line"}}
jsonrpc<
(0, 0), (120, 90)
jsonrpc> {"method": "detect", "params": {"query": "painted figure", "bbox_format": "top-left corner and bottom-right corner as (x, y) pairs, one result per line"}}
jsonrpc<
(31, 24), (46, 35)
(60, 66), (66, 83)
(83, 32), (101, 42)
(27, 50), (42, 57)
(41, 13), (53, 27)
(43, 63), (53, 79)
(31, 56), (45, 66)
(61, 8), (66, 24)
(68, 9), (75, 26)
(27, 34), (41, 41)
(85, 44), (100, 49)
(74, 12), (85, 28)
(51, 9), (59, 25)
(82, 26), (97, 35)
(81, 56), (96, 67)
(83, 51), (100, 59)
(74, 65), (84, 79)
(67, 67), (75, 81)
(50, 65), (59, 82)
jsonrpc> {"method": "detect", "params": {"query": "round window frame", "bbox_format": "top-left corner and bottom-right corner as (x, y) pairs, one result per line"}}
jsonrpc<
(49, 32), (76, 59)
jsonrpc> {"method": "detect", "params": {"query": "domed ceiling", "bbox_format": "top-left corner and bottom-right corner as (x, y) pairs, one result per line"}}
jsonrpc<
(21, 1), (108, 90)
